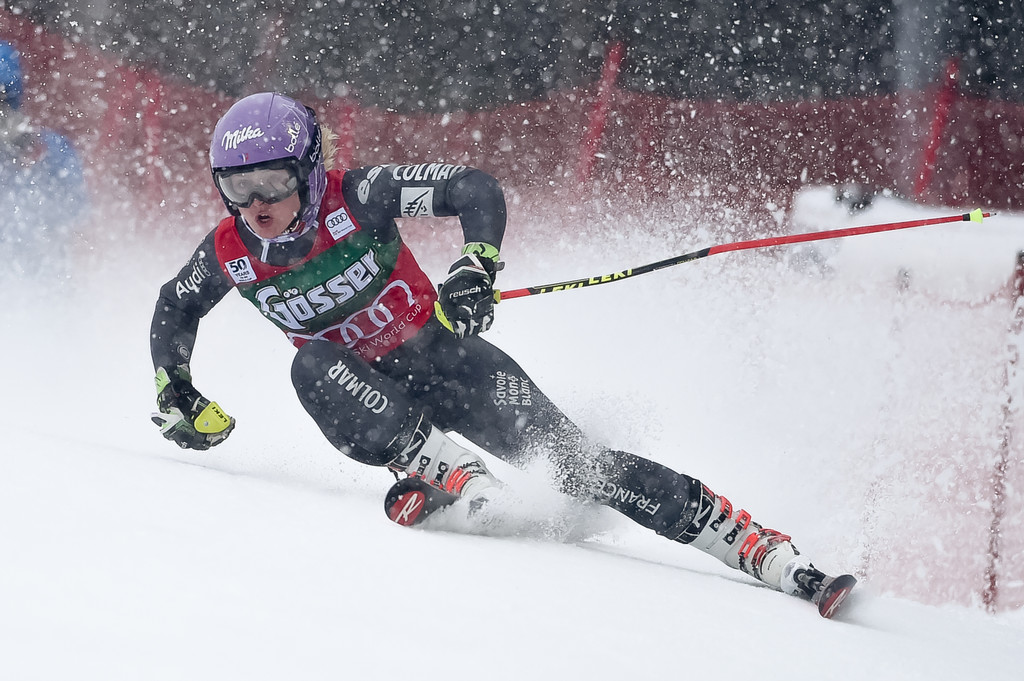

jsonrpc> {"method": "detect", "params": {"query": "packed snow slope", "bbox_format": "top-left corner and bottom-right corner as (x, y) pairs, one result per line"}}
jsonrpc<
(2, 190), (1022, 680)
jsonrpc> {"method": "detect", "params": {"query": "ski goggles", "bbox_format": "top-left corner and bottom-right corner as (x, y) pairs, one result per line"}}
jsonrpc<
(214, 165), (299, 208)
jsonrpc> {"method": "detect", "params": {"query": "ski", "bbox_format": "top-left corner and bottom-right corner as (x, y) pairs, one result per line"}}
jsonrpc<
(385, 477), (858, 619)
(384, 476), (460, 526)
(814, 573), (857, 619)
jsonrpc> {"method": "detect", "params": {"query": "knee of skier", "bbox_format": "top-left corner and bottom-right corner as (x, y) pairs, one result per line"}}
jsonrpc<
(510, 422), (597, 497)
(289, 340), (404, 467)
(549, 454), (600, 499)
(291, 340), (333, 398)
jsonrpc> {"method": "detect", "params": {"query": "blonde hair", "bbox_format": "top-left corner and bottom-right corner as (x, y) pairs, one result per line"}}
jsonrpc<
(321, 124), (339, 171)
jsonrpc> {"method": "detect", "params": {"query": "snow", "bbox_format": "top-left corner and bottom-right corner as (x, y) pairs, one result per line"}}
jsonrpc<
(2, 191), (1023, 680)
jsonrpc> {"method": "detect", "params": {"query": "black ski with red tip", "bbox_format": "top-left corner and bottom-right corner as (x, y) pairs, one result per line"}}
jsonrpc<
(814, 574), (857, 619)
(386, 476), (858, 620)
(385, 476), (459, 526)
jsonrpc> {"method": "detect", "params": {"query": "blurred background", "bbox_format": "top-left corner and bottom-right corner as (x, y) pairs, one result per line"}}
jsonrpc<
(1, 0), (1022, 244)
(10, 0), (1024, 107)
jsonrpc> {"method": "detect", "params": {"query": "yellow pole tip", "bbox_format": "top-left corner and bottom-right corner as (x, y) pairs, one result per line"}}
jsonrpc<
(969, 208), (984, 223)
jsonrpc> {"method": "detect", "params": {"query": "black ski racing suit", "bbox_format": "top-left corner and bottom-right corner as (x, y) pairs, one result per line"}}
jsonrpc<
(151, 163), (705, 541)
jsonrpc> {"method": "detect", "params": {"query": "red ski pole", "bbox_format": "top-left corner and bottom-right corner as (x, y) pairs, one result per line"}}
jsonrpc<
(496, 209), (993, 302)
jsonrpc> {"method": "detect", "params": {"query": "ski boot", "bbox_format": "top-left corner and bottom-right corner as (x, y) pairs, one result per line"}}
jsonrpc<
(672, 483), (856, 617)
(674, 484), (800, 587)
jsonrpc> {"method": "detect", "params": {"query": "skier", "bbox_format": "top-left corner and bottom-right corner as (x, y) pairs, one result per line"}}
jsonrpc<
(0, 41), (87, 280)
(150, 92), (855, 617)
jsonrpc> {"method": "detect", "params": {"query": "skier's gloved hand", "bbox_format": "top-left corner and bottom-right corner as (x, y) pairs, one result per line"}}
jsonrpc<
(151, 365), (235, 451)
(435, 242), (501, 339)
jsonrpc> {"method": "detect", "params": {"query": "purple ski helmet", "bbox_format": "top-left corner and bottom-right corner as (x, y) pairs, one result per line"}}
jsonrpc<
(210, 92), (326, 238)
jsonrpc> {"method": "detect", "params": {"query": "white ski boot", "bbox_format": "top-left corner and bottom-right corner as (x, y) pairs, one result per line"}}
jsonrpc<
(680, 488), (799, 589)
(384, 415), (499, 526)
(676, 486), (857, 617)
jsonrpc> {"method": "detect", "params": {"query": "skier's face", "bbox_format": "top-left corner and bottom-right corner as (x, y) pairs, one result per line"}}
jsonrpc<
(238, 191), (302, 239)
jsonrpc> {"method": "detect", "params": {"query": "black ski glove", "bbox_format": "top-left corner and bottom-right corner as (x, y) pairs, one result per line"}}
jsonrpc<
(434, 244), (501, 339)
(151, 365), (235, 451)
(436, 242), (501, 339)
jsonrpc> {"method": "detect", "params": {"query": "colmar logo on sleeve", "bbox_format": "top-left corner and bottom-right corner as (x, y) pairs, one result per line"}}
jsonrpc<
(391, 164), (466, 182)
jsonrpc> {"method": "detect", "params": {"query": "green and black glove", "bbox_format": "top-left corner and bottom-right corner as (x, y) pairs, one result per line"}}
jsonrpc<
(435, 242), (501, 339)
(151, 365), (235, 451)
